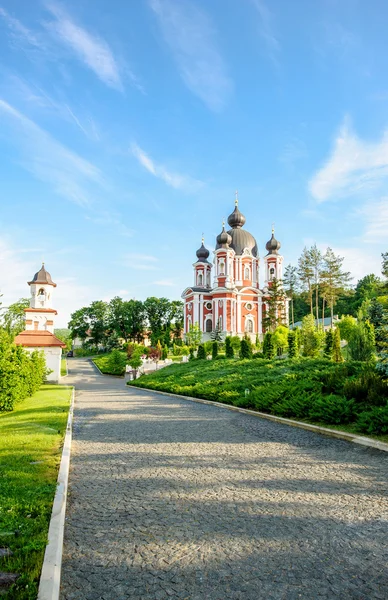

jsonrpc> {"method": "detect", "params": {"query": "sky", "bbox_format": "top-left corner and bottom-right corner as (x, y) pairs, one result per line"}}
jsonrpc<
(0, 0), (387, 326)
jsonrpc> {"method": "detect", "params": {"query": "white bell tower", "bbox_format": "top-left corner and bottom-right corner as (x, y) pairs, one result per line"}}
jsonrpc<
(25, 264), (57, 333)
(263, 228), (283, 287)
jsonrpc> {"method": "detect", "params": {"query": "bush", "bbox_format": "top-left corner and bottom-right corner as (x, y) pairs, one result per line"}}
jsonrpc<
(287, 331), (298, 358)
(225, 337), (234, 358)
(240, 338), (252, 359)
(212, 341), (218, 359)
(343, 368), (388, 408)
(106, 349), (127, 375)
(309, 395), (355, 424)
(348, 320), (375, 362)
(356, 406), (388, 435)
(253, 352), (265, 359)
(324, 330), (333, 358)
(263, 333), (275, 359)
(204, 341), (213, 356)
(197, 344), (206, 360)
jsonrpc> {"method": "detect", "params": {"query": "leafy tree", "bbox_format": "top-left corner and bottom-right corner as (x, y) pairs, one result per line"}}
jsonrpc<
(382, 252), (388, 280)
(186, 323), (202, 348)
(162, 345), (168, 360)
(263, 332), (275, 359)
(298, 247), (314, 315)
(229, 336), (241, 355)
(309, 244), (323, 325)
(88, 301), (109, 347)
(128, 348), (143, 379)
(301, 314), (322, 358)
(283, 264), (298, 326)
(272, 325), (289, 356)
(348, 319), (375, 362)
(68, 307), (90, 342)
(324, 329), (334, 358)
(337, 315), (357, 342)
(55, 328), (72, 352)
(143, 297), (172, 346)
(263, 278), (286, 332)
(212, 341), (218, 359)
(1, 298), (29, 336)
(197, 344), (206, 359)
(320, 248), (352, 328)
(240, 338), (252, 359)
(225, 336), (234, 358)
(287, 331), (298, 358)
(107, 349), (127, 375)
(108, 297), (145, 342)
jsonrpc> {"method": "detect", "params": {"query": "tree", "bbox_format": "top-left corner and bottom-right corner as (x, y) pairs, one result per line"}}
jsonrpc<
(262, 278), (286, 332)
(1, 298), (30, 336)
(287, 331), (298, 358)
(263, 332), (275, 359)
(128, 348), (143, 379)
(309, 244), (323, 325)
(320, 248), (352, 328)
(298, 247), (314, 315)
(367, 299), (388, 354)
(225, 336), (234, 358)
(55, 328), (72, 352)
(107, 349), (127, 375)
(186, 323), (202, 348)
(283, 264), (298, 326)
(108, 297), (145, 342)
(211, 318), (223, 341)
(301, 314), (322, 358)
(161, 345), (168, 360)
(88, 301), (109, 347)
(197, 344), (206, 359)
(382, 252), (388, 280)
(212, 341), (218, 359)
(348, 319), (375, 362)
(332, 328), (343, 363)
(240, 338), (252, 359)
(337, 315), (357, 342)
(68, 307), (90, 342)
(324, 329), (333, 358)
(273, 325), (289, 356)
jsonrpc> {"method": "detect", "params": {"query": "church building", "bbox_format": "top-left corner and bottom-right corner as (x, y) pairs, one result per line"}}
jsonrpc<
(181, 197), (288, 341)
(15, 264), (65, 382)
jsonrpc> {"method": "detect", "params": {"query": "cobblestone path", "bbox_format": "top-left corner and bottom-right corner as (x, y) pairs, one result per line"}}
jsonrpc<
(61, 359), (388, 600)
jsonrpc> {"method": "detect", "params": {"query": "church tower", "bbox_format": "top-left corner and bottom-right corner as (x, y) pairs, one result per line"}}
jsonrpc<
(263, 228), (283, 287)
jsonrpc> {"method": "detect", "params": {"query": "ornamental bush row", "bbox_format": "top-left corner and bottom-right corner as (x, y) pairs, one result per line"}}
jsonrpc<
(0, 331), (46, 411)
(130, 357), (388, 436)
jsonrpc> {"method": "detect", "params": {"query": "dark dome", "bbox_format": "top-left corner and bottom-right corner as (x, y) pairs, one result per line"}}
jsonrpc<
(265, 231), (281, 255)
(28, 264), (56, 287)
(227, 206), (246, 229)
(227, 228), (258, 257)
(196, 241), (210, 262)
(216, 225), (232, 248)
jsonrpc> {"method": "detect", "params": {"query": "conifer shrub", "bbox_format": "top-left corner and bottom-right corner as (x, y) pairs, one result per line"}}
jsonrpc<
(225, 336), (234, 358)
(197, 344), (206, 360)
(348, 320), (376, 362)
(332, 328), (343, 363)
(356, 406), (388, 435)
(324, 330), (334, 358)
(287, 331), (298, 358)
(263, 332), (275, 359)
(189, 347), (195, 361)
(240, 338), (252, 359)
(212, 341), (218, 359)
(107, 348), (127, 375)
(162, 345), (168, 360)
(309, 395), (355, 424)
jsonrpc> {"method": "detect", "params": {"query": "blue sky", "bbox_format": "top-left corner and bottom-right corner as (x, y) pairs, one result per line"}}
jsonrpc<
(0, 0), (387, 326)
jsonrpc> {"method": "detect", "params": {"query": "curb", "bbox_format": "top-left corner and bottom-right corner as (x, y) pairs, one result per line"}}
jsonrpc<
(37, 386), (75, 600)
(130, 385), (388, 454)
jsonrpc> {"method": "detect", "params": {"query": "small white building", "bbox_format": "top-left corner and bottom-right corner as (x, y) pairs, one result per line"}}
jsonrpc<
(15, 264), (65, 383)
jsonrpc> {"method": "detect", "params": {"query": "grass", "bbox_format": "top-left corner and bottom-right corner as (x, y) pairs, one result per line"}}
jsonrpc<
(93, 352), (126, 376)
(130, 357), (388, 441)
(60, 358), (67, 377)
(0, 385), (72, 599)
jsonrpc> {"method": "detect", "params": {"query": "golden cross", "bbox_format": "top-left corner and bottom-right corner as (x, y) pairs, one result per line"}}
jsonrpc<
(235, 189), (238, 206)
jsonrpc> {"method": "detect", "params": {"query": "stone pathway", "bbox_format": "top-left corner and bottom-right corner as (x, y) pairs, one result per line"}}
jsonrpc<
(60, 359), (388, 600)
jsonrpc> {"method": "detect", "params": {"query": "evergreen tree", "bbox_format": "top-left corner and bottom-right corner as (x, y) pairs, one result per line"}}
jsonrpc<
(189, 346), (195, 361)
(197, 344), (206, 359)
(332, 327), (343, 363)
(211, 319), (223, 341)
(320, 248), (352, 328)
(262, 278), (286, 332)
(348, 319), (376, 362)
(324, 329), (334, 358)
(263, 332), (276, 359)
(240, 338), (252, 359)
(309, 244), (323, 325)
(161, 345), (168, 360)
(283, 264), (298, 326)
(225, 336), (234, 358)
(212, 341), (218, 359)
(298, 247), (314, 315)
(287, 331), (298, 358)
(301, 314), (322, 358)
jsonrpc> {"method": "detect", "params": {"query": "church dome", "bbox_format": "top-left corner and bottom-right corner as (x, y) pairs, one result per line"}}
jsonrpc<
(265, 231), (281, 255)
(216, 225), (232, 248)
(227, 205), (246, 229)
(28, 264), (56, 287)
(196, 241), (210, 262)
(227, 228), (258, 257)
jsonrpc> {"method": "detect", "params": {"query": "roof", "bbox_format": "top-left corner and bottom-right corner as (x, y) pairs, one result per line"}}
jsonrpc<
(24, 308), (58, 314)
(290, 316), (340, 329)
(28, 264), (56, 287)
(14, 330), (66, 348)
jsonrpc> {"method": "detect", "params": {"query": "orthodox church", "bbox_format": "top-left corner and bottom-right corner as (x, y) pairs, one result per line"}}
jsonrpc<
(182, 196), (288, 341)
(15, 264), (65, 382)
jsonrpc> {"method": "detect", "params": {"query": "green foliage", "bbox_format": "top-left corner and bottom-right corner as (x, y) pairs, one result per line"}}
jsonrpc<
(1, 297), (30, 336)
(324, 329), (333, 358)
(186, 323), (202, 348)
(204, 340), (213, 356)
(273, 325), (289, 356)
(0, 331), (46, 412)
(343, 368), (388, 407)
(263, 332), (275, 359)
(262, 277), (286, 332)
(309, 395), (355, 424)
(197, 344), (206, 360)
(356, 406), (388, 435)
(189, 346), (195, 361)
(162, 345), (168, 360)
(95, 349), (127, 376)
(229, 336), (241, 354)
(348, 319), (375, 362)
(287, 331), (298, 358)
(210, 319), (223, 341)
(225, 336), (234, 358)
(332, 327), (343, 363)
(212, 341), (218, 359)
(301, 314), (322, 357)
(240, 338), (252, 359)
(337, 315), (357, 342)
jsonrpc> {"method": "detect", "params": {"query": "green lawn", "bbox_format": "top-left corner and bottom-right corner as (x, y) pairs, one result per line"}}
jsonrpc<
(0, 385), (72, 599)
(130, 358), (388, 441)
(60, 358), (67, 377)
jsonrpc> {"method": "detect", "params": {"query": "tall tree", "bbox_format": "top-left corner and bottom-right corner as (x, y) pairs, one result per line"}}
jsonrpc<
(1, 298), (29, 336)
(298, 247), (314, 316)
(283, 264), (298, 326)
(88, 301), (109, 347)
(144, 297), (173, 345)
(320, 248), (352, 327)
(309, 244), (323, 325)
(262, 278), (286, 332)
(68, 307), (90, 341)
(382, 252), (388, 279)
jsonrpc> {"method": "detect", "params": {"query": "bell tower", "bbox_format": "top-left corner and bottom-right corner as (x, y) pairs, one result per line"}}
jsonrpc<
(193, 237), (212, 289)
(264, 228), (283, 287)
(25, 264), (57, 333)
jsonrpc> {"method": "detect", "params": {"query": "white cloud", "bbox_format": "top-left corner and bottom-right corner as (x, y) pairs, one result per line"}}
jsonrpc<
(359, 197), (388, 244)
(309, 119), (388, 202)
(131, 142), (203, 191)
(43, 2), (123, 90)
(149, 0), (232, 110)
(330, 246), (382, 282)
(251, 0), (280, 65)
(0, 99), (102, 206)
(0, 7), (45, 51)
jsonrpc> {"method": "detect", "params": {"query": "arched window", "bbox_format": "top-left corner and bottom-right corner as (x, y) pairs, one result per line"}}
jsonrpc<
(219, 260), (225, 275)
(205, 319), (212, 332)
(206, 271), (211, 287)
(245, 319), (254, 333)
(198, 273), (203, 286)
(270, 267), (275, 280)
(244, 266), (250, 279)
(38, 288), (45, 296)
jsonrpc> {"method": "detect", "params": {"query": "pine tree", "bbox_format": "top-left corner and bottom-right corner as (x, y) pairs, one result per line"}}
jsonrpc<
(298, 247), (314, 316)
(324, 329), (333, 358)
(332, 327), (343, 363)
(197, 344), (206, 359)
(211, 319), (223, 341)
(263, 332), (276, 359)
(189, 346), (195, 361)
(225, 336), (234, 358)
(283, 264), (298, 326)
(287, 331), (298, 358)
(301, 314), (322, 358)
(320, 248), (352, 328)
(262, 278), (286, 332)
(309, 244), (323, 326)
(212, 341), (218, 359)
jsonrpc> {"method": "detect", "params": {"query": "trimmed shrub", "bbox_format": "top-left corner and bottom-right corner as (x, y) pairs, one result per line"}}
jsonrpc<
(240, 338), (252, 359)
(189, 347), (195, 361)
(197, 344), (206, 360)
(212, 341), (218, 359)
(356, 406), (388, 435)
(332, 328), (343, 363)
(106, 349), (127, 375)
(263, 333), (275, 359)
(225, 337), (234, 358)
(324, 330), (334, 358)
(309, 395), (355, 424)
(287, 331), (298, 358)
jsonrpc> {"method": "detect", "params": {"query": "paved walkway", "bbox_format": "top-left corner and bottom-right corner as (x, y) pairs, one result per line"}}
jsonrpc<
(61, 359), (388, 600)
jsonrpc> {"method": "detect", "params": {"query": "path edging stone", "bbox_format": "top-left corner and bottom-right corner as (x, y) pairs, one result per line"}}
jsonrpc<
(131, 385), (388, 453)
(37, 386), (75, 600)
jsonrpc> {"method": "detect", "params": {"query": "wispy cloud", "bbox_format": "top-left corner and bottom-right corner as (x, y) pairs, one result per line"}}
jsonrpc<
(309, 118), (388, 202)
(43, 2), (123, 90)
(279, 138), (307, 168)
(251, 0), (280, 65)
(359, 198), (388, 244)
(149, 0), (232, 110)
(131, 142), (203, 191)
(0, 7), (45, 51)
(0, 99), (102, 206)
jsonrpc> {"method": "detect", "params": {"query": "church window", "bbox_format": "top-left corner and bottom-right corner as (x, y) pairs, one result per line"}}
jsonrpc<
(205, 319), (212, 332)
(246, 302), (253, 311)
(198, 273), (203, 286)
(244, 266), (250, 279)
(206, 271), (211, 287)
(245, 319), (254, 333)
(206, 302), (212, 310)
(38, 288), (45, 296)
(219, 260), (225, 275)
(270, 267), (275, 280)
